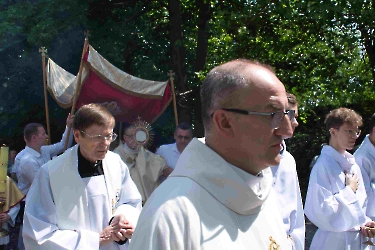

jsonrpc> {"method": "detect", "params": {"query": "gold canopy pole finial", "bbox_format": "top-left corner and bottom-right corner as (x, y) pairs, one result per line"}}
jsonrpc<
(39, 47), (51, 145)
(64, 31), (90, 150)
(168, 70), (178, 127)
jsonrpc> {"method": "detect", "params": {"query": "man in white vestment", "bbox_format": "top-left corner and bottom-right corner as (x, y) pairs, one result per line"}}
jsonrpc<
(23, 104), (142, 249)
(156, 122), (193, 170)
(355, 113), (375, 221)
(271, 93), (305, 250)
(305, 108), (375, 250)
(129, 59), (295, 249)
(16, 114), (74, 250)
(113, 122), (173, 204)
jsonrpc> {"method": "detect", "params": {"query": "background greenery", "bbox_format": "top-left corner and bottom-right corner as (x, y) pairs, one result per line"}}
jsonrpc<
(1, 0), (375, 199)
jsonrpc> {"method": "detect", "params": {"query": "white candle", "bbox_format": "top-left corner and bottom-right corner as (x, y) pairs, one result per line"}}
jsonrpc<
(0, 147), (9, 194)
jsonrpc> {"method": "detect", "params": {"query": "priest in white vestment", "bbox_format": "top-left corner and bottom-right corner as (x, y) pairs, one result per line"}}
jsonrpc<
(305, 108), (375, 250)
(354, 113), (375, 220)
(113, 123), (172, 203)
(271, 93), (305, 250)
(23, 104), (142, 249)
(129, 60), (296, 249)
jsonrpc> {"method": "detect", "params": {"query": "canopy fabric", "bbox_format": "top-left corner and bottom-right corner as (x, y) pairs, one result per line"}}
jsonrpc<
(47, 58), (81, 108)
(46, 45), (172, 124)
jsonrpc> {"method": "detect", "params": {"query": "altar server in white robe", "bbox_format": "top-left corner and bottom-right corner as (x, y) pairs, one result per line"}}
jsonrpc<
(129, 59), (296, 249)
(354, 112), (375, 220)
(271, 93), (305, 250)
(305, 107), (375, 250)
(23, 103), (142, 250)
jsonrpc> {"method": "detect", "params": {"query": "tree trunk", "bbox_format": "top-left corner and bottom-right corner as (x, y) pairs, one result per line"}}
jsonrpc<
(168, 0), (190, 124)
(360, 1), (375, 81)
(194, 0), (211, 73)
(360, 27), (375, 81)
(193, 0), (211, 137)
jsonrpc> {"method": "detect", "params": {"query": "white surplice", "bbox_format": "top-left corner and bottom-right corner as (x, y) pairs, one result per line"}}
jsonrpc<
(305, 145), (372, 250)
(354, 135), (375, 220)
(23, 145), (142, 250)
(129, 138), (289, 250)
(271, 141), (305, 250)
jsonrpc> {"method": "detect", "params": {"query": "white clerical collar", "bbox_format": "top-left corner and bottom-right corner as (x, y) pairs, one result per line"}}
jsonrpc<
(122, 142), (138, 153)
(229, 163), (263, 193)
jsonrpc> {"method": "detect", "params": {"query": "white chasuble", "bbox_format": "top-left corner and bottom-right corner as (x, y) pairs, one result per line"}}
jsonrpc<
(129, 138), (289, 250)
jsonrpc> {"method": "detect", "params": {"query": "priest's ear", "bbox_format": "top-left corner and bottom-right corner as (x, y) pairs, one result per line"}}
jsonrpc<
(211, 109), (235, 138)
(73, 129), (82, 141)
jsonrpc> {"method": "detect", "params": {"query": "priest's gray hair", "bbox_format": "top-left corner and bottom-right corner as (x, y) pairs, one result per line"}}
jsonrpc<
(73, 103), (115, 131)
(200, 59), (274, 130)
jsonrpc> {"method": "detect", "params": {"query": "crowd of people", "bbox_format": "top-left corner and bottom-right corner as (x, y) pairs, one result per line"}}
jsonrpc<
(2, 59), (375, 249)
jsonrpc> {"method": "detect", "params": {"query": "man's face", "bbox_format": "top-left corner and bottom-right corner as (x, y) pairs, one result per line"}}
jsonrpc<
(123, 127), (137, 150)
(174, 128), (193, 153)
(9, 150), (17, 161)
(285, 103), (299, 138)
(228, 66), (293, 171)
(34, 127), (48, 148)
(331, 122), (359, 151)
(74, 124), (114, 163)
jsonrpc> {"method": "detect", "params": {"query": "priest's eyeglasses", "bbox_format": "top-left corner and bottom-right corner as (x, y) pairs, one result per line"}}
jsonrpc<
(80, 130), (118, 143)
(219, 109), (296, 129)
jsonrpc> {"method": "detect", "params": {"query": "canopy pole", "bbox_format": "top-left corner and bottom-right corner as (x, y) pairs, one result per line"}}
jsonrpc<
(39, 47), (51, 145)
(168, 70), (178, 127)
(64, 30), (90, 150)
(118, 122), (123, 145)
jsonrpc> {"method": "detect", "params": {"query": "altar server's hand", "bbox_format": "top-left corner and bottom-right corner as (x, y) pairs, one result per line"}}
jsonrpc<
(66, 113), (74, 127)
(110, 214), (134, 242)
(99, 225), (113, 247)
(345, 172), (359, 192)
(0, 213), (10, 223)
(361, 221), (375, 237)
